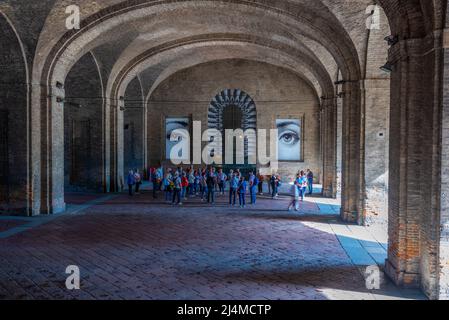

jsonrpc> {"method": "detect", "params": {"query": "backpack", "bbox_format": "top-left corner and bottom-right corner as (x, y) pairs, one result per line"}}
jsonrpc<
(253, 176), (260, 186)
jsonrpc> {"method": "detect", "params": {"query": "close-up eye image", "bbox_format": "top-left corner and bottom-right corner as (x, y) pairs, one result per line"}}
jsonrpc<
(276, 119), (301, 161)
(165, 118), (190, 160)
(0, 0), (448, 313)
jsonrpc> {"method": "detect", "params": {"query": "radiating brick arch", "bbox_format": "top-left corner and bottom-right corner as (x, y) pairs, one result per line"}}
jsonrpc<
(208, 89), (257, 132)
(207, 89), (257, 161)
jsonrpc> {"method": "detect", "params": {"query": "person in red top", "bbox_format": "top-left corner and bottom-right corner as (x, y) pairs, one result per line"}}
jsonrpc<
(181, 171), (189, 200)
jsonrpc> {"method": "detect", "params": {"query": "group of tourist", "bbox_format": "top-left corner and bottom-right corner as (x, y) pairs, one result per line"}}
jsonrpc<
(127, 166), (315, 210)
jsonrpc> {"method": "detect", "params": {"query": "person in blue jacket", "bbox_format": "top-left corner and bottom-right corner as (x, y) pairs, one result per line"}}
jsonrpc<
(237, 176), (247, 208)
(229, 171), (239, 206)
(127, 170), (136, 196)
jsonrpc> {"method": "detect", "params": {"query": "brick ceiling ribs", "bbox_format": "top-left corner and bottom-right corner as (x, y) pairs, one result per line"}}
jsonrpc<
(0, 0), (441, 108)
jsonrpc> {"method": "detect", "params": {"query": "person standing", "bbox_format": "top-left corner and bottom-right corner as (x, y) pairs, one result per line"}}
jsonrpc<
(248, 171), (258, 205)
(163, 170), (173, 203)
(257, 171), (264, 195)
(134, 169), (142, 194)
(200, 171), (207, 201)
(172, 172), (182, 205)
(217, 168), (226, 196)
(298, 171), (308, 201)
(206, 167), (217, 204)
(229, 172), (239, 206)
(270, 173), (278, 199)
(181, 171), (189, 201)
(237, 176), (247, 208)
(153, 166), (163, 199)
(127, 170), (136, 196)
(307, 169), (314, 195)
(188, 169), (195, 197)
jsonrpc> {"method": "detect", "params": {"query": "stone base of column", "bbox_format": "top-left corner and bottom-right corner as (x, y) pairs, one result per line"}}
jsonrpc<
(322, 187), (334, 198)
(41, 200), (66, 215)
(340, 210), (358, 223)
(385, 259), (420, 289)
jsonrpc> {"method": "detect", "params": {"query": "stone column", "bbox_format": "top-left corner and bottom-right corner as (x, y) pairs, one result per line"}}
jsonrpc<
(340, 81), (363, 224)
(110, 100), (124, 192)
(437, 29), (449, 300)
(321, 98), (337, 198)
(40, 83), (66, 215)
(385, 35), (444, 297)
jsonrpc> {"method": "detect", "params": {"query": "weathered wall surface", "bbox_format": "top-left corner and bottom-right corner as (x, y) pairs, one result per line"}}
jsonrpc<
(0, 14), (29, 214)
(64, 53), (104, 192)
(148, 59), (322, 182)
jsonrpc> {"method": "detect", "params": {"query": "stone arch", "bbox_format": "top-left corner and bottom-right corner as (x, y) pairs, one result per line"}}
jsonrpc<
(0, 11), (30, 215)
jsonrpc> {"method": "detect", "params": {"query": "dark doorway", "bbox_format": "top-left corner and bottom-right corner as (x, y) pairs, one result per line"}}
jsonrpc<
(222, 104), (242, 165)
(221, 105), (255, 176)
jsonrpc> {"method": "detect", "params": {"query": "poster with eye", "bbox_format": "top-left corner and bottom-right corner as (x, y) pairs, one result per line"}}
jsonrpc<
(166, 118), (190, 161)
(276, 119), (301, 161)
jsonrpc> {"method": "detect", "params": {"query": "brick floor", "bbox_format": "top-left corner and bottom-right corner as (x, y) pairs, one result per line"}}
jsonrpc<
(0, 189), (425, 300)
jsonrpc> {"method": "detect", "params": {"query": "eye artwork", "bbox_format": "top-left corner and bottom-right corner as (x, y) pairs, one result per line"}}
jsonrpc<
(276, 119), (301, 161)
(166, 118), (190, 160)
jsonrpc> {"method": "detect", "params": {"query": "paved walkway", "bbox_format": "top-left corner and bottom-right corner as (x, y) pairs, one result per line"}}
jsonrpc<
(0, 189), (425, 300)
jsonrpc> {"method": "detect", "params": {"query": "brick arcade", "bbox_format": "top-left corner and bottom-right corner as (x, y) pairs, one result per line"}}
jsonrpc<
(0, 0), (448, 300)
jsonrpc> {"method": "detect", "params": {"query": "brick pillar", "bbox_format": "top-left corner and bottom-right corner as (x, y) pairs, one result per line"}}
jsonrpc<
(437, 30), (449, 300)
(321, 98), (337, 198)
(385, 36), (443, 295)
(341, 81), (363, 224)
(109, 100), (124, 192)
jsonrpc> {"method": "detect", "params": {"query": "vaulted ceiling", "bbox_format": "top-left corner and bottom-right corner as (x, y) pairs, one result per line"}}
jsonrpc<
(1, 0), (444, 102)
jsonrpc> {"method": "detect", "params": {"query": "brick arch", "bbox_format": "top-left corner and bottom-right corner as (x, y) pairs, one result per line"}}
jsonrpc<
(64, 52), (105, 196)
(33, 1), (359, 208)
(123, 76), (146, 173)
(112, 35), (335, 105)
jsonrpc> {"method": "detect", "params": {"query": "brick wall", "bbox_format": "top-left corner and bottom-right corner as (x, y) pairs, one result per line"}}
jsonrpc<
(148, 60), (322, 182)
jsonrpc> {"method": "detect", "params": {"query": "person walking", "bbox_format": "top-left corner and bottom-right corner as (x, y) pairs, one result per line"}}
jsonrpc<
(229, 171), (239, 206)
(127, 170), (136, 196)
(307, 169), (314, 195)
(288, 174), (301, 211)
(237, 176), (247, 208)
